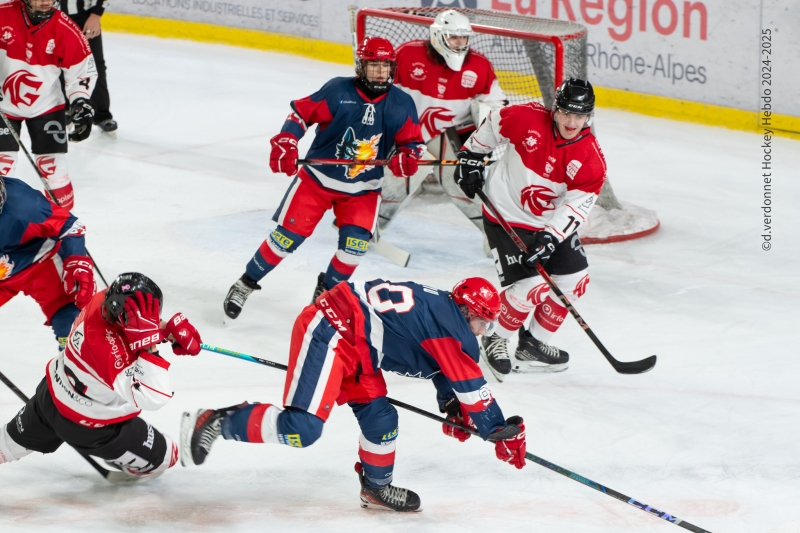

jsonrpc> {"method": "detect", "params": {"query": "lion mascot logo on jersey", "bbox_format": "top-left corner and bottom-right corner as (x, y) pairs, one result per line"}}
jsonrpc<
(335, 127), (382, 179)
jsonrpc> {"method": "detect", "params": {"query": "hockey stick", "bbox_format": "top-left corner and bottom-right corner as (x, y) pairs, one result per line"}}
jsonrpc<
(476, 190), (657, 375)
(0, 108), (109, 288)
(297, 158), (459, 166)
(0, 369), (143, 484)
(199, 343), (710, 533)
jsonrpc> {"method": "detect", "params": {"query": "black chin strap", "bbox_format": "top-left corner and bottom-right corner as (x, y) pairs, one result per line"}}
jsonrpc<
(354, 77), (388, 100)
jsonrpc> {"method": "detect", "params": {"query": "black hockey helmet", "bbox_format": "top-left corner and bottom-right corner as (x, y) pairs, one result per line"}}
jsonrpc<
(554, 78), (595, 115)
(0, 177), (6, 214)
(103, 272), (163, 325)
(22, 0), (59, 24)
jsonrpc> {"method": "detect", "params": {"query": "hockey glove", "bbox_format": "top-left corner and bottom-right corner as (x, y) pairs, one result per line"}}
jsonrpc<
(493, 416), (526, 469)
(122, 291), (163, 352)
(61, 255), (95, 309)
(69, 98), (95, 142)
(269, 132), (299, 176)
(441, 397), (475, 443)
(388, 146), (419, 178)
(163, 312), (202, 356)
(524, 232), (557, 269)
(454, 150), (485, 199)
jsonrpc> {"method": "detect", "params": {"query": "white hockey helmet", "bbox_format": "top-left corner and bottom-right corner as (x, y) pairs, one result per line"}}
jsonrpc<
(429, 10), (473, 72)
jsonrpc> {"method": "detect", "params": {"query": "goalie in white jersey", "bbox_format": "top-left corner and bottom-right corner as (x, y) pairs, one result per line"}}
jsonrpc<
(378, 9), (506, 234)
(0, 273), (203, 480)
(454, 78), (607, 381)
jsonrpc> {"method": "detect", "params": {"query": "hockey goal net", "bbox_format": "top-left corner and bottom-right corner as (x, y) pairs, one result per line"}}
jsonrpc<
(354, 6), (659, 244)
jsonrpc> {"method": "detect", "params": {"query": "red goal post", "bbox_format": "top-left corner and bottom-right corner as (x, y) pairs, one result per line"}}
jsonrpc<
(353, 6), (660, 244)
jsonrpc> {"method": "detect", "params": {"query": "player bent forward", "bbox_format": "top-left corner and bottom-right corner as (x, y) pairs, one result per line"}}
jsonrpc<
(454, 79), (607, 380)
(223, 37), (423, 319)
(183, 278), (527, 511)
(0, 176), (95, 349)
(0, 273), (203, 480)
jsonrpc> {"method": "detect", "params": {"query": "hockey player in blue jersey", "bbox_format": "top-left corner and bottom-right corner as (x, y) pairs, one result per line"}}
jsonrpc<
(223, 37), (424, 319)
(0, 176), (95, 349)
(182, 277), (527, 512)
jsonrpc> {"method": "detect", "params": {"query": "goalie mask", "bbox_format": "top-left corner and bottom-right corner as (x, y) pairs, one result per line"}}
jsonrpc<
(103, 272), (164, 326)
(355, 37), (397, 94)
(23, 0), (59, 24)
(429, 9), (473, 72)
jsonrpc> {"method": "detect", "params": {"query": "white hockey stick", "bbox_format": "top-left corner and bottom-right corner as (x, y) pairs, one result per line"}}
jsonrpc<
(331, 220), (411, 268)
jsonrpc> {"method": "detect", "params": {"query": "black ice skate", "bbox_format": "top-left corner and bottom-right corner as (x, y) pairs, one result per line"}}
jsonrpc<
(480, 333), (511, 382)
(223, 274), (261, 319)
(310, 272), (326, 304)
(180, 404), (242, 467)
(97, 119), (118, 136)
(513, 329), (569, 373)
(356, 462), (421, 512)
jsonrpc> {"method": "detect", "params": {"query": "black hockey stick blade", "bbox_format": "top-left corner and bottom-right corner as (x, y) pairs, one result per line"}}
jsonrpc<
(612, 354), (657, 374)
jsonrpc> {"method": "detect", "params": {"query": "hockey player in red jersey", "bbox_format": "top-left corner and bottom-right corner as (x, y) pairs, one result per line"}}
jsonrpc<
(183, 277), (527, 512)
(0, 272), (203, 480)
(0, 0), (98, 210)
(454, 78), (607, 381)
(0, 175), (94, 349)
(222, 37), (423, 319)
(379, 9), (507, 233)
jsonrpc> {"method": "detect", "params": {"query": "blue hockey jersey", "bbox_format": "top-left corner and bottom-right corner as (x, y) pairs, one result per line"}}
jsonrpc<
(281, 77), (423, 196)
(346, 279), (506, 439)
(0, 177), (85, 282)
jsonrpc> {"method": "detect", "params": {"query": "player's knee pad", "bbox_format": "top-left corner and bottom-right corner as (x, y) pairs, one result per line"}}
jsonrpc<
(266, 226), (306, 259)
(51, 304), (79, 348)
(335, 225), (371, 266)
(0, 152), (18, 177)
(550, 269), (590, 303)
(0, 424), (33, 464)
(275, 408), (324, 448)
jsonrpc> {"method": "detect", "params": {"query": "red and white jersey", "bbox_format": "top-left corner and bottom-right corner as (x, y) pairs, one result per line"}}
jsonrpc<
(464, 103), (607, 242)
(0, 1), (97, 120)
(46, 291), (172, 428)
(395, 41), (505, 142)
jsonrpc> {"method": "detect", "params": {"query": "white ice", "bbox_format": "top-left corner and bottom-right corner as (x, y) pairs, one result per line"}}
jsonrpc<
(1, 33), (799, 533)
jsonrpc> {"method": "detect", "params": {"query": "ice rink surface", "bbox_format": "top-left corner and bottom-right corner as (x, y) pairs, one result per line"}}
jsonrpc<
(1, 33), (799, 533)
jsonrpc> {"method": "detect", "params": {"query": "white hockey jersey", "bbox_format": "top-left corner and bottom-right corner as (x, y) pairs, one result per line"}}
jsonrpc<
(0, 1), (97, 120)
(395, 41), (505, 142)
(463, 103), (607, 241)
(46, 291), (173, 428)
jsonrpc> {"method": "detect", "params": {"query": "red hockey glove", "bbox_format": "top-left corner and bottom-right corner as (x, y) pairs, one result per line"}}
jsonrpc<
(269, 132), (299, 176)
(61, 255), (95, 309)
(493, 416), (527, 469)
(441, 397), (475, 442)
(163, 312), (202, 356)
(388, 147), (419, 178)
(122, 291), (163, 352)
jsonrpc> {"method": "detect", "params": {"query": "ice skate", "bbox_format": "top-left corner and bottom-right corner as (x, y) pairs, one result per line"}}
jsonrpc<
(97, 119), (118, 138)
(356, 462), (421, 512)
(223, 274), (261, 319)
(480, 332), (511, 382)
(180, 404), (242, 467)
(310, 272), (326, 304)
(513, 329), (569, 373)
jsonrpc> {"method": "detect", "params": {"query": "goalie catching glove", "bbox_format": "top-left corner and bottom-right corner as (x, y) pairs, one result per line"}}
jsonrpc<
(454, 150), (485, 199)
(269, 132), (299, 176)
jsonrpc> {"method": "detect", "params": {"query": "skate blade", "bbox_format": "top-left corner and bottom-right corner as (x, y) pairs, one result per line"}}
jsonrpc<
(512, 362), (569, 373)
(101, 130), (117, 139)
(360, 496), (422, 512)
(179, 411), (198, 467)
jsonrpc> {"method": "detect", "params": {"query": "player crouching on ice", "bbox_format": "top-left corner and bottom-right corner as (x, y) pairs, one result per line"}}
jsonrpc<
(183, 277), (527, 512)
(0, 273), (203, 481)
(453, 79), (607, 381)
(0, 176), (95, 349)
(223, 37), (424, 319)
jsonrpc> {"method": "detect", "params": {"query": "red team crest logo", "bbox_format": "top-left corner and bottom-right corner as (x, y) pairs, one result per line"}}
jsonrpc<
(36, 156), (56, 177)
(420, 107), (456, 138)
(2, 70), (42, 107)
(0, 153), (15, 176)
(521, 129), (541, 153)
(520, 185), (558, 216)
(526, 283), (549, 305)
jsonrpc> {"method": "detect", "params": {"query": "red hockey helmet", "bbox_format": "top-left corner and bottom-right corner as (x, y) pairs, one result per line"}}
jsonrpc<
(452, 277), (501, 322)
(355, 37), (397, 94)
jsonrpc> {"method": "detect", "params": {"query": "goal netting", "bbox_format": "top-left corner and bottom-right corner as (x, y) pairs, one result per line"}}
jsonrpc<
(354, 6), (659, 244)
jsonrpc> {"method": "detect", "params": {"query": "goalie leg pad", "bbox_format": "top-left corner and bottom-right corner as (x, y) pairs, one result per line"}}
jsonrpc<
(352, 397), (398, 488)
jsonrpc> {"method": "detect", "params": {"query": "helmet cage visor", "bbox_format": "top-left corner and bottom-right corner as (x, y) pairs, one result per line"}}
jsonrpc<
(356, 59), (397, 93)
(440, 29), (472, 55)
